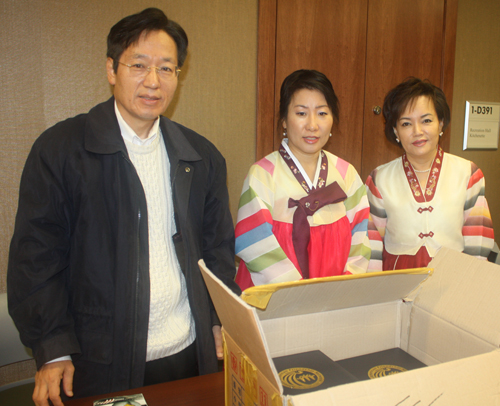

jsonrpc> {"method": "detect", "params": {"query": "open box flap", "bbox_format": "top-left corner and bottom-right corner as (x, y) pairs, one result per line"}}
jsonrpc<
(242, 269), (432, 320)
(199, 260), (282, 391)
(412, 247), (500, 348)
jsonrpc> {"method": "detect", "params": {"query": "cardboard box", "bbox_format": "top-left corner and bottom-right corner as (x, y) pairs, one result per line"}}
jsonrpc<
(200, 248), (500, 405)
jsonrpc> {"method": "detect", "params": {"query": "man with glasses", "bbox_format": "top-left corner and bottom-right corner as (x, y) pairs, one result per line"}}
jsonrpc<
(7, 8), (239, 406)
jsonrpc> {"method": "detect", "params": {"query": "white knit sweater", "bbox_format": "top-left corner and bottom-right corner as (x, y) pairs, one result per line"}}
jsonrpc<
(125, 133), (195, 362)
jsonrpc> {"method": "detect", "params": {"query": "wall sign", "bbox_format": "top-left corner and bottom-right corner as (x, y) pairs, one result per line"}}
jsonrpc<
(463, 101), (500, 150)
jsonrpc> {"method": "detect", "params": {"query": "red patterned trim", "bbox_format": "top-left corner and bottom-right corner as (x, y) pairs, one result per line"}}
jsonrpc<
(402, 146), (443, 203)
(279, 146), (328, 194)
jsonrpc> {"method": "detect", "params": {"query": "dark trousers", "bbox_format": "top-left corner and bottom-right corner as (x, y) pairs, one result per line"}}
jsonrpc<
(143, 341), (199, 386)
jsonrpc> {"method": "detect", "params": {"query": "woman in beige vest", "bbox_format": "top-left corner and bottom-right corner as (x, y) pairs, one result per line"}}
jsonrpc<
(366, 78), (494, 271)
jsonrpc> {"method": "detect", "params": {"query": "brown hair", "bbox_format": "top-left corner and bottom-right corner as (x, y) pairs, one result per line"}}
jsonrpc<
(383, 77), (450, 147)
(278, 70), (339, 133)
(107, 8), (188, 73)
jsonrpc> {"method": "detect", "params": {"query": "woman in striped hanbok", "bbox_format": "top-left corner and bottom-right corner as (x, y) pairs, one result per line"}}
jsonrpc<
(234, 70), (371, 290)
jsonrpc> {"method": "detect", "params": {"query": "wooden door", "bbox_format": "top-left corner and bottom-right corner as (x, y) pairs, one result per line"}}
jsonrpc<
(258, 0), (369, 170)
(274, 0), (369, 170)
(257, 0), (457, 180)
(361, 0), (457, 180)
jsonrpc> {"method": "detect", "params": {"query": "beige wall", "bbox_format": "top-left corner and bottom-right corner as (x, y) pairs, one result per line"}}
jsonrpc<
(0, 0), (258, 294)
(449, 0), (500, 238)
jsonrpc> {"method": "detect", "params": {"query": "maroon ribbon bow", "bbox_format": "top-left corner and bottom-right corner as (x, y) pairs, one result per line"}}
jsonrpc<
(288, 181), (347, 279)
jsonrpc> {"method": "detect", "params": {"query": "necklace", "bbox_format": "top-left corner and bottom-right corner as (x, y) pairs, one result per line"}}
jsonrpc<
(413, 168), (431, 173)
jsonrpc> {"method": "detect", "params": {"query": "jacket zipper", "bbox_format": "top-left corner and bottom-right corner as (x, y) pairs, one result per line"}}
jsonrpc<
(121, 152), (143, 384)
(130, 207), (141, 380)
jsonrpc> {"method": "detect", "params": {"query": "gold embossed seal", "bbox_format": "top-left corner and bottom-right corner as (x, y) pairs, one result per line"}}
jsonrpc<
(278, 368), (325, 390)
(368, 364), (407, 379)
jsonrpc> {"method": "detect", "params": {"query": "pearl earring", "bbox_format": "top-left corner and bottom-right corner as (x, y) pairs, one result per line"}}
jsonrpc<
(393, 128), (399, 143)
(283, 129), (287, 137)
(439, 132), (443, 137)
(329, 133), (332, 137)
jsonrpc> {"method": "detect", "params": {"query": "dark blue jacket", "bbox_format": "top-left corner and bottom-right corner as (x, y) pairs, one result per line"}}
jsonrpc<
(7, 97), (239, 398)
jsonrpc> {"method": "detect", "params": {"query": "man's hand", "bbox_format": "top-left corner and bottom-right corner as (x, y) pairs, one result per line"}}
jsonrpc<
(33, 360), (75, 406)
(212, 325), (223, 360)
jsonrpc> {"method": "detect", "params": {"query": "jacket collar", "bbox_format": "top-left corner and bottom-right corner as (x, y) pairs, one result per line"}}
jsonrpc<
(159, 118), (202, 165)
(84, 97), (202, 164)
(84, 97), (127, 155)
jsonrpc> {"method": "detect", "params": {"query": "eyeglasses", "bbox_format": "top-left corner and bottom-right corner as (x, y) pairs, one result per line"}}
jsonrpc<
(118, 62), (181, 79)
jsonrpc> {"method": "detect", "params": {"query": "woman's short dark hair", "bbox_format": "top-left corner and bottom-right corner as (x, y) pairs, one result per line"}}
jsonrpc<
(107, 8), (188, 73)
(278, 70), (340, 132)
(383, 77), (450, 147)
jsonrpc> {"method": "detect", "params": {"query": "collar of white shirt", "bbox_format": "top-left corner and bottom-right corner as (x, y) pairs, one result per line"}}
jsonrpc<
(114, 101), (160, 146)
